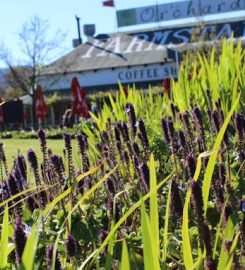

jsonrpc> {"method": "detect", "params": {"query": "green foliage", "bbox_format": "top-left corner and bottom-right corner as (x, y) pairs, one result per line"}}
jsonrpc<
(0, 206), (9, 268)
(0, 39), (244, 270)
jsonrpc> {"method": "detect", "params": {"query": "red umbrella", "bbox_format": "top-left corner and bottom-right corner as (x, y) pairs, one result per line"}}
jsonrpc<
(122, 85), (128, 97)
(35, 85), (48, 120)
(70, 77), (89, 118)
(163, 78), (171, 98)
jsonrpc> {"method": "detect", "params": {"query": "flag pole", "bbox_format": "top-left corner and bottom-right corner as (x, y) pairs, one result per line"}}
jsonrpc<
(113, 0), (118, 33)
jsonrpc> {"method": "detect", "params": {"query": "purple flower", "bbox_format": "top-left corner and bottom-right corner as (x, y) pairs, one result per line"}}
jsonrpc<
(138, 161), (149, 194)
(123, 122), (130, 142)
(161, 118), (170, 144)
(66, 234), (77, 257)
(234, 113), (244, 144)
(46, 245), (62, 270)
(7, 173), (20, 196)
(186, 154), (196, 179)
(167, 117), (175, 141)
(76, 133), (88, 155)
(63, 133), (74, 182)
(49, 154), (66, 185)
(16, 154), (27, 181)
(100, 131), (110, 143)
(14, 218), (27, 265)
(27, 149), (38, 173)
(38, 129), (47, 150)
(205, 259), (217, 270)
(125, 103), (137, 137)
(171, 180), (183, 220)
(107, 177), (115, 195)
(99, 229), (108, 243)
(178, 130), (187, 149)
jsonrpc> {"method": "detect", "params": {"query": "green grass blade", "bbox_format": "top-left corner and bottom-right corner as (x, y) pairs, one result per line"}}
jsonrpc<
(0, 205), (9, 268)
(182, 190), (193, 269)
(224, 232), (240, 270)
(50, 167), (118, 269)
(194, 151), (213, 182)
(202, 95), (240, 215)
(87, 173), (173, 269)
(0, 185), (54, 212)
(162, 179), (171, 263)
(141, 200), (154, 270)
(22, 220), (40, 270)
(212, 199), (229, 260)
(217, 217), (236, 270)
(149, 154), (160, 260)
(120, 240), (130, 270)
(42, 166), (99, 217)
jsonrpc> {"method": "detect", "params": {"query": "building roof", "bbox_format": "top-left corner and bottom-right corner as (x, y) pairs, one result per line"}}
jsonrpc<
(40, 32), (173, 75)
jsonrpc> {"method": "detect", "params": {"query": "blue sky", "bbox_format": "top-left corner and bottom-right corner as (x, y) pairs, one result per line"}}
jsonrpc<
(0, 0), (244, 67)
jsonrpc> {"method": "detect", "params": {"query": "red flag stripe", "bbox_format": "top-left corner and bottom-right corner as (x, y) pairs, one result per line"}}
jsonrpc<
(103, 0), (114, 7)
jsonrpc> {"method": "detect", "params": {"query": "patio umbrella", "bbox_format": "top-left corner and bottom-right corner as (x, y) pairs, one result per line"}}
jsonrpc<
(35, 85), (48, 120)
(70, 77), (89, 118)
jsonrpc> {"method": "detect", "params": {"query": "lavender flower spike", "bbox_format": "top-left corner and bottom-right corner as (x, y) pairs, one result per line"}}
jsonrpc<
(14, 218), (27, 265)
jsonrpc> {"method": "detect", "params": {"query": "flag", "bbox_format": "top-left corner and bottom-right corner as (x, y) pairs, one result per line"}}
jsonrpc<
(70, 77), (90, 118)
(35, 85), (48, 120)
(103, 0), (114, 7)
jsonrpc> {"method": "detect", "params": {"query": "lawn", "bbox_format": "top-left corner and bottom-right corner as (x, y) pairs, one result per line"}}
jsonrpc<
(1, 138), (66, 163)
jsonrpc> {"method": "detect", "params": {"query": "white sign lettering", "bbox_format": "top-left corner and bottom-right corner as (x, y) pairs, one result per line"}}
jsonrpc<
(80, 21), (245, 59)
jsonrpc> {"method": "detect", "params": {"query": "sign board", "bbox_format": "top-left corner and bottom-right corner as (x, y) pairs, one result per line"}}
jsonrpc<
(42, 63), (178, 91)
(79, 21), (245, 60)
(130, 20), (245, 46)
(117, 0), (245, 27)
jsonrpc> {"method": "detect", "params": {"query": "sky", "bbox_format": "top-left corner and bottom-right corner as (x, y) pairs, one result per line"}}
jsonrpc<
(0, 0), (244, 67)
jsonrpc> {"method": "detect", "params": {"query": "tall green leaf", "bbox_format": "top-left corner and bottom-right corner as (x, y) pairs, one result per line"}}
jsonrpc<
(162, 179), (171, 263)
(182, 190), (193, 269)
(22, 220), (40, 270)
(202, 95), (240, 215)
(141, 200), (154, 270)
(217, 217), (236, 270)
(120, 240), (130, 270)
(0, 205), (9, 268)
(42, 166), (99, 217)
(87, 173), (172, 269)
(149, 154), (160, 260)
(224, 232), (240, 270)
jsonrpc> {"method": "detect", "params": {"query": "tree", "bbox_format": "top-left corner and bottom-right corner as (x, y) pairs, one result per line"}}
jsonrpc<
(0, 15), (67, 126)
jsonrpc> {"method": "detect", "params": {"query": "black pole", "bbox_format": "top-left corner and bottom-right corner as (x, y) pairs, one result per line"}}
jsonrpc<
(75, 15), (82, 44)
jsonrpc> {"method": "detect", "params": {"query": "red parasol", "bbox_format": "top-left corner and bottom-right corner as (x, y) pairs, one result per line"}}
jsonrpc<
(70, 77), (89, 118)
(163, 78), (171, 98)
(35, 85), (48, 120)
(122, 85), (128, 97)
